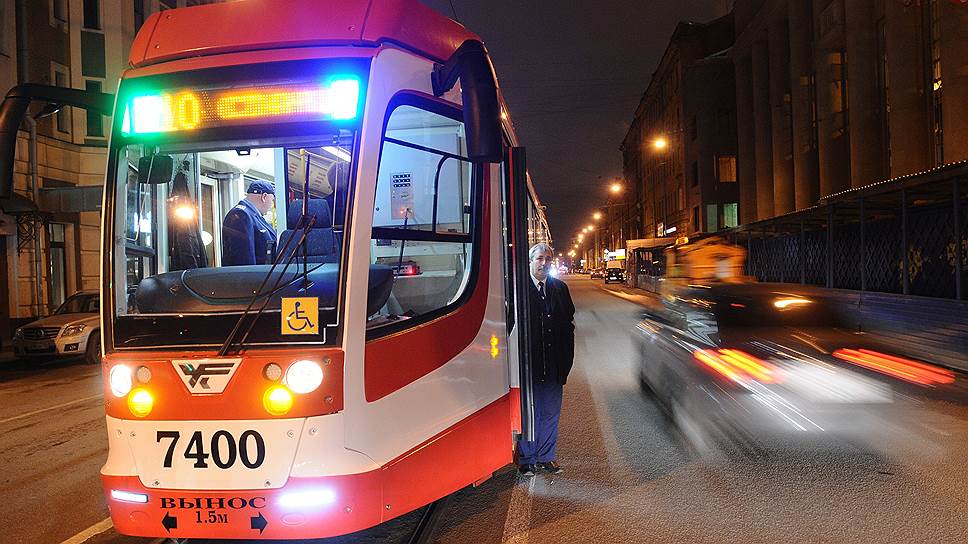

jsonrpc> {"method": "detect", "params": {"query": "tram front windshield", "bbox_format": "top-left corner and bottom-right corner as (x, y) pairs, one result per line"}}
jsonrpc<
(111, 133), (353, 348)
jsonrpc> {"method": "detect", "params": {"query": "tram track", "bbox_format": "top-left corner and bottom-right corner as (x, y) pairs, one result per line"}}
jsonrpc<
(406, 496), (452, 544)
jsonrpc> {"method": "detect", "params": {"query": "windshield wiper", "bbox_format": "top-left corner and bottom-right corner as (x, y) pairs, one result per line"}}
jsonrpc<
(217, 213), (317, 356)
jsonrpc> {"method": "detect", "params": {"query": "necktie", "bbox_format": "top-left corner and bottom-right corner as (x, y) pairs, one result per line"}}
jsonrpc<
(538, 281), (545, 300)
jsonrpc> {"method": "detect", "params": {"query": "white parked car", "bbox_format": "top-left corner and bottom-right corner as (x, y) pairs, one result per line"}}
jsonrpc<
(12, 291), (101, 364)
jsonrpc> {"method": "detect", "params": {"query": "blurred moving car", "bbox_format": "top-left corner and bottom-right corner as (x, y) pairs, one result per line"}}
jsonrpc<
(590, 268), (604, 279)
(12, 291), (101, 364)
(631, 282), (962, 454)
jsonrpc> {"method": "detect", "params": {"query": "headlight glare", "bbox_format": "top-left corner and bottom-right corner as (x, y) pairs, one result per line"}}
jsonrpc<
(285, 360), (323, 394)
(62, 324), (88, 337)
(109, 365), (133, 397)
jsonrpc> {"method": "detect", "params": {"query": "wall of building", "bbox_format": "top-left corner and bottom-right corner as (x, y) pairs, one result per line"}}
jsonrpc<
(1, 0), (225, 339)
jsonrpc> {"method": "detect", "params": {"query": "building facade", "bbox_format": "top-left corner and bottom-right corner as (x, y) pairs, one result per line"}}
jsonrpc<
(730, 0), (968, 223)
(0, 0), (224, 342)
(620, 15), (736, 247)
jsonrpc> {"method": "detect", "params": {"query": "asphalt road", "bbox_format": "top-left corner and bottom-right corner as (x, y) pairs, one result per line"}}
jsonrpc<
(4, 276), (968, 543)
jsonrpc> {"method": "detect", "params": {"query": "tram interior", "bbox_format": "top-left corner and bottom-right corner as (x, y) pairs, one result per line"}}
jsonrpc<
(116, 137), (387, 322)
(116, 105), (473, 333)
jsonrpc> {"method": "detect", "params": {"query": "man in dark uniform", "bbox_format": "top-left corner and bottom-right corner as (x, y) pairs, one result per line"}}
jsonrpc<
(518, 242), (576, 477)
(222, 180), (277, 266)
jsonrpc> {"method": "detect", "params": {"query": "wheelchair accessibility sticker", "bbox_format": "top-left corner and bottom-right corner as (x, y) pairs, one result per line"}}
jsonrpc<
(281, 297), (319, 335)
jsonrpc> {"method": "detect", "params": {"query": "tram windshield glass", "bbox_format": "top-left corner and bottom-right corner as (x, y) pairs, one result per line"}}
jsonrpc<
(111, 132), (354, 348)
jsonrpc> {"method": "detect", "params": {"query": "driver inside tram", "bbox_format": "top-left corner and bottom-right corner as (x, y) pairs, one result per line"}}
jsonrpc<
(221, 180), (278, 266)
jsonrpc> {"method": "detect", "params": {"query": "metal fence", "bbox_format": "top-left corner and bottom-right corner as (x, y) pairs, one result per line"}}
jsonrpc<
(724, 161), (968, 301)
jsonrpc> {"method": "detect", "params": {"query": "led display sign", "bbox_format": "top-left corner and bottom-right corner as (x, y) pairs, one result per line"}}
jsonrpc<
(122, 77), (361, 135)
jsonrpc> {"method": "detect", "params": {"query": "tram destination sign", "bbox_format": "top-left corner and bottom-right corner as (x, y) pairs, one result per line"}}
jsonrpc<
(122, 76), (362, 135)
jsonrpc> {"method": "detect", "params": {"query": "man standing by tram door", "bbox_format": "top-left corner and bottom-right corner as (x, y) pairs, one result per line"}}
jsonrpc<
(518, 242), (576, 477)
(222, 180), (277, 266)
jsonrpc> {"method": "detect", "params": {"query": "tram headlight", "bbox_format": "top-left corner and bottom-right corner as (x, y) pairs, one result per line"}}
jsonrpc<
(127, 388), (154, 418)
(263, 385), (294, 416)
(285, 360), (323, 394)
(109, 365), (133, 397)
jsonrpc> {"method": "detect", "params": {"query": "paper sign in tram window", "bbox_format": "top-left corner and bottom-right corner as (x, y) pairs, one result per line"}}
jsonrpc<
(281, 297), (319, 335)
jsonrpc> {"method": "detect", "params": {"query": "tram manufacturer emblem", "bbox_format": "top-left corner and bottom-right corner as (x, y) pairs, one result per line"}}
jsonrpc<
(171, 358), (242, 394)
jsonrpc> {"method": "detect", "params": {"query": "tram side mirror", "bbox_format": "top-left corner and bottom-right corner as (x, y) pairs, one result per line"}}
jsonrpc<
(433, 41), (503, 163)
(137, 155), (174, 185)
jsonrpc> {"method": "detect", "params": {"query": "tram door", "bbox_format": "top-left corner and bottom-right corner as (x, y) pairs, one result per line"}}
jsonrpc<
(505, 146), (536, 442)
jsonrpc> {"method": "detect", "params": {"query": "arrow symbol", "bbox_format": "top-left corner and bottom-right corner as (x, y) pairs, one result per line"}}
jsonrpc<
(250, 512), (268, 534)
(162, 511), (178, 533)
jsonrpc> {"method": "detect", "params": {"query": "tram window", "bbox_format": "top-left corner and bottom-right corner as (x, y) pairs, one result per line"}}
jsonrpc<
(112, 132), (354, 347)
(367, 101), (476, 332)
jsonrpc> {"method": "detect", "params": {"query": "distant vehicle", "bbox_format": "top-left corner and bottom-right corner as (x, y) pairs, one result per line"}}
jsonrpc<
(590, 268), (605, 279)
(558, 265), (569, 276)
(633, 282), (955, 456)
(604, 261), (625, 283)
(12, 291), (101, 364)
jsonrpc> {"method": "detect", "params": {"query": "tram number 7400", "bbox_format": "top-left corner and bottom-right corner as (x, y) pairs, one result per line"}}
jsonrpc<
(156, 430), (266, 469)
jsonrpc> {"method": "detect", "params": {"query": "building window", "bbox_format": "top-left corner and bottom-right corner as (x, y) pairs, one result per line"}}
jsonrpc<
(689, 116), (697, 140)
(48, 223), (68, 309)
(692, 206), (700, 233)
(723, 203), (738, 228)
(717, 155), (737, 182)
(51, 0), (68, 27)
(83, 0), (101, 30)
(927, 0), (943, 165)
(85, 80), (104, 137)
(52, 63), (71, 135)
(706, 204), (719, 232)
(160, 0), (176, 10)
(829, 51), (849, 138)
(690, 161), (699, 187)
(133, 0), (145, 31)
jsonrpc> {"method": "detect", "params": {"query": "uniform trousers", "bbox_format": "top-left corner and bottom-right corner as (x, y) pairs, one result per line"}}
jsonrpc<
(517, 378), (563, 465)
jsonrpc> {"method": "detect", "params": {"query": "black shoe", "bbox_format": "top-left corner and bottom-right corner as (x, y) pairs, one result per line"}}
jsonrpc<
(538, 461), (563, 474)
(518, 463), (536, 477)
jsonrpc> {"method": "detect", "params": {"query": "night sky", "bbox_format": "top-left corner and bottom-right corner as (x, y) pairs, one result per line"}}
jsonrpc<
(420, 1), (729, 251)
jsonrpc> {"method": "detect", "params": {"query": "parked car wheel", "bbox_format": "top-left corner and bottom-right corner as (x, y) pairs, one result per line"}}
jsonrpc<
(85, 333), (101, 365)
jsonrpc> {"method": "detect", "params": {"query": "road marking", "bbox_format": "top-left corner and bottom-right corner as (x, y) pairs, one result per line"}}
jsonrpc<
(501, 475), (535, 543)
(60, 517), (113, 544)
(0, 394), (101, 425)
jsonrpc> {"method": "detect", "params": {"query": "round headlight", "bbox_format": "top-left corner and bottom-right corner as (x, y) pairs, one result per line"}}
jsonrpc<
(135, 365), (152, 384)
(127, 388), (154, 418)
(285, 360), (323, 394)
(263, 385), (293, 416)
(263, 363), (283, 381)
(109, 365), (133, 397)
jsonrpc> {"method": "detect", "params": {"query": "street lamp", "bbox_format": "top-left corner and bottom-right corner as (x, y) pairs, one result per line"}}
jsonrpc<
(652, 136), (668, 150)
(587, 224), (594, 231)
(610, 182), (623, 194)
(593, 212), (602, 221)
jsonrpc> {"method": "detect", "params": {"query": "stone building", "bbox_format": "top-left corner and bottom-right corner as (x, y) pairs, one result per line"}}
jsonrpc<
(730, 0), (968, 223)
(0, 0), (223, 342)
(620, 14), (736, 243)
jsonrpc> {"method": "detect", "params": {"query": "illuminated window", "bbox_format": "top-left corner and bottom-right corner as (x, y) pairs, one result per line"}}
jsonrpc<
(723, 203), (738, 228)
(717, 155), (736, 182)
(706, 204), (719, 232)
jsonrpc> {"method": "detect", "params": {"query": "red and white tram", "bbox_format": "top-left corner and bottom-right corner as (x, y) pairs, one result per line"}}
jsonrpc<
(1, 0), (551, 539)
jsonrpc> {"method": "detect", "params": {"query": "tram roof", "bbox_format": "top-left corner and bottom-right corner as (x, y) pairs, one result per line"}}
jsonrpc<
(129, 0), (481, 68)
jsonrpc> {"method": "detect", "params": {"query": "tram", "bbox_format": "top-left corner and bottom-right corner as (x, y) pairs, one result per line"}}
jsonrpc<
(0, 0), (551, 539)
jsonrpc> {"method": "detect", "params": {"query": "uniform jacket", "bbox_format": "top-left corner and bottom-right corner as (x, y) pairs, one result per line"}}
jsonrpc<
(527, 276), (576, 385)
(222, 199), (277, 266)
